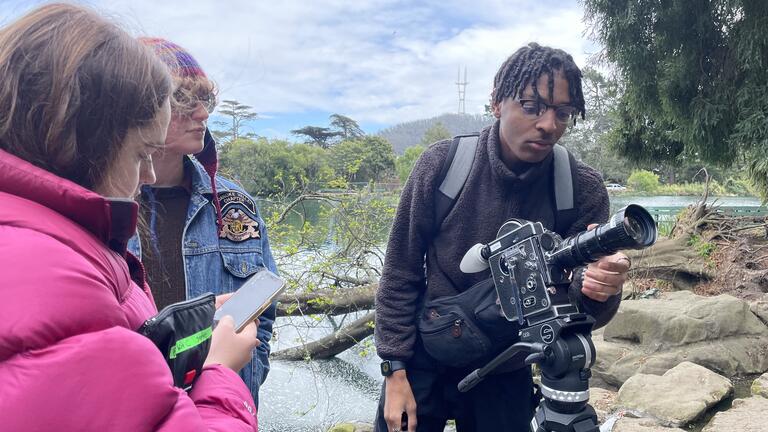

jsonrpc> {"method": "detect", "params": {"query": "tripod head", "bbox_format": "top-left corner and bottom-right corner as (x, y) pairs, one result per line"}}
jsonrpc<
(458, 314), (599, 431)
(457, 205), (657, 432)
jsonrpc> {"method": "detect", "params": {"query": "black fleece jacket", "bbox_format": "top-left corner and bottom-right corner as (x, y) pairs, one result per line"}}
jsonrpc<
(374, 121), (619, 361)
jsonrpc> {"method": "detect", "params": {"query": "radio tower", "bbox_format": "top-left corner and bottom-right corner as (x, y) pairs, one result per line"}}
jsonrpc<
(456, 66), (468, 114)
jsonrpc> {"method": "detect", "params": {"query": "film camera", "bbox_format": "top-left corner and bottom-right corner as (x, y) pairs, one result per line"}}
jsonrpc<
(457, 204), (657, 432)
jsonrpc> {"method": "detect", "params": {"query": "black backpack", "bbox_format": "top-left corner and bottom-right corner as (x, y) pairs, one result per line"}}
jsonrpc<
(433, 133), (579, 236)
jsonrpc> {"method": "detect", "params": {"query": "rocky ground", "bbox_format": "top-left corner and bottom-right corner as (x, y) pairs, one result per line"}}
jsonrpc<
(586, 216), (768, 431)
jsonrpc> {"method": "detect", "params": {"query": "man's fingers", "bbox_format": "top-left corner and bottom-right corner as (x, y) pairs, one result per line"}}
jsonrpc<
(581, 286), (611, 302)
(585, 269), (626, 287)
(406, 405), (418, 431)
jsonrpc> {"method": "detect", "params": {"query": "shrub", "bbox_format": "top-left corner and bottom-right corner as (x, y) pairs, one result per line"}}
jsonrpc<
(627, 170), (660, 193)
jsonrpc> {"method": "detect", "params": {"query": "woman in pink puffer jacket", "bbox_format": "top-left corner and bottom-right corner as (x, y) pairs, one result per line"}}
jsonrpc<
(0, 4), (260, 432)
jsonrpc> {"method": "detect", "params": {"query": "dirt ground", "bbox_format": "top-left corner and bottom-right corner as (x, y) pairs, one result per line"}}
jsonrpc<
(693, 233), (768, 300)
(630, 229), (768, 301)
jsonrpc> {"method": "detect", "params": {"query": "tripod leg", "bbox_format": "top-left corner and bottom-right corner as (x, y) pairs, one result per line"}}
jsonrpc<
(530, 402), (599, 432)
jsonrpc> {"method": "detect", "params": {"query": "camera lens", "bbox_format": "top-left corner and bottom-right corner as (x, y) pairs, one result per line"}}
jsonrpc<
(548, 204), (657, 268)
(624, 216), (643, 242)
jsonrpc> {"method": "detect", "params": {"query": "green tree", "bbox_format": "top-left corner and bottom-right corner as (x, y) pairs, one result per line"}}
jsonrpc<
(329, 114), (365, 140)
(627, 169), (660, 193)
(396, 145), (426, 184)
(559, 67), (631, 182)
(291, 126), (342, 149)
(212, 99), (258, 144)
(219, 137), (333, 196)
(583, 0), (768, 197)
(328, 136), (395, 184)
(420, 122), (452, 146)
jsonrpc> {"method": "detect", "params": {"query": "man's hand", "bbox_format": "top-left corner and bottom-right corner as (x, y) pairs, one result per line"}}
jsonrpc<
(580, 224), (631, 302)
(384, 370), (417, 432)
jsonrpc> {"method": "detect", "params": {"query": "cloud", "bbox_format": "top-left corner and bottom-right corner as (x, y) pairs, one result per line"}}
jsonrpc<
(1, 0), (597, 129)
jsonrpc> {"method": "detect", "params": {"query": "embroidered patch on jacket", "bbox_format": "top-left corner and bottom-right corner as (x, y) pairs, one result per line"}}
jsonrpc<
(217, 191), (261, 242)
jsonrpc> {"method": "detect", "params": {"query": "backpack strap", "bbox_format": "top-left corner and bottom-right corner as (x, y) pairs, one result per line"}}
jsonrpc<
(434, 134), (479, 233)
(433, 136), (578, 236)
(552, 144), (579, 235)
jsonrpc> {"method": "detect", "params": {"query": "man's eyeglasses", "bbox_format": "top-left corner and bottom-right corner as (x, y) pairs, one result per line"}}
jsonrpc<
(518, 99), (577, 125)
(173, 88), (217, 114)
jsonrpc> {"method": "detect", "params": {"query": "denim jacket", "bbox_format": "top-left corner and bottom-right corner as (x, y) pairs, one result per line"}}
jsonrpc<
(129, 157), (277, 406)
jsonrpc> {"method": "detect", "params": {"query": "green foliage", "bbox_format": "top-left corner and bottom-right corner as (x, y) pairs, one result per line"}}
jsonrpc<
(218, 131), (396, 196)
(688, 234), (716, 258)
(560, 67), (631, 182)
(218, 137), (334, 196)
(420, 122), (452, 146)
(723, 175), (759, 196)
(583, 0), (768, 198)
(328, 136), (395, 183)
(396, 145), (426, 183)
(290, 126), (341, 149)
(627, 170), (660, 193)
(329, 114), (365, 140)
(262, 192), (398, 311)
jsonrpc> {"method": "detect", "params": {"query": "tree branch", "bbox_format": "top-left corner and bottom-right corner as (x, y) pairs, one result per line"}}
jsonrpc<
(272, 312), (375, 360)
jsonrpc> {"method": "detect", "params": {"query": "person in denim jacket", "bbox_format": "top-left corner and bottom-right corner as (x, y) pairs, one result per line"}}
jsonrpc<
(128, 38), (277, 406)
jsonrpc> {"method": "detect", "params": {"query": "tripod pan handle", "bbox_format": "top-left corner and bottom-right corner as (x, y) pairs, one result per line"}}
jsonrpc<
(458, 370), (481, 393)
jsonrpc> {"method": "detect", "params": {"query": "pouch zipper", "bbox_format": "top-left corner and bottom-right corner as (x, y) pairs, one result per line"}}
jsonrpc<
(140, 293), (214, 335)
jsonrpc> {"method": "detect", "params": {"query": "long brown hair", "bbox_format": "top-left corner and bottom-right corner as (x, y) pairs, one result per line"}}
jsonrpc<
(0, 3), (172, 190)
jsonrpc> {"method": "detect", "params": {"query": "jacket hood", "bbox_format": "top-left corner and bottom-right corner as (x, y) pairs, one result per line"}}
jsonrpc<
(0, 149), (137, 254)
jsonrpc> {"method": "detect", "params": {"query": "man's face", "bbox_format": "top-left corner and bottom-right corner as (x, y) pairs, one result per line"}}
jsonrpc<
(493, 70), (572, 165)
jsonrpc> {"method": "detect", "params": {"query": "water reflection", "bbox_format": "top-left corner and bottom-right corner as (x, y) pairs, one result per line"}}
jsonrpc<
(259, 314), (383, 432)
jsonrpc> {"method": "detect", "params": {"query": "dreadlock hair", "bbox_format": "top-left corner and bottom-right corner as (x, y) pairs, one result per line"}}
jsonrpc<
(491, 42), (586, 123)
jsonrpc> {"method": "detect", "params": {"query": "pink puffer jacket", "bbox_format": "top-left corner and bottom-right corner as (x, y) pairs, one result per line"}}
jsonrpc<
(0, 149), (258, 432)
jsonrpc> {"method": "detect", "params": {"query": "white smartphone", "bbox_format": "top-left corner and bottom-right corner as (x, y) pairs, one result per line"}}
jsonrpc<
(214, 269), (286, 333)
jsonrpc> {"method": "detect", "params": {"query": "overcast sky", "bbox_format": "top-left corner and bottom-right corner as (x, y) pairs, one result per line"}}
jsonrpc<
(1, 0), (600, 139)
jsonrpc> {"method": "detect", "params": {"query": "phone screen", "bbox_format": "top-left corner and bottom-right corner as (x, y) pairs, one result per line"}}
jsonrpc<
(214, 269), (286, 332)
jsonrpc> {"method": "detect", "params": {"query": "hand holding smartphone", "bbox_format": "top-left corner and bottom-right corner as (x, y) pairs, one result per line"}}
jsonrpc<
(214, 269), (286, 333)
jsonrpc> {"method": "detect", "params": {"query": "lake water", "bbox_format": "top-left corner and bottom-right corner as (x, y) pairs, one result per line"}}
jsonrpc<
(609, 194), (762, 211)
(257, 195), (763, 432)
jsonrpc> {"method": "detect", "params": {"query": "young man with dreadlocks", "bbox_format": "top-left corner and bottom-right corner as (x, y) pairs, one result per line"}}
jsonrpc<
(373, 43), (630, 432)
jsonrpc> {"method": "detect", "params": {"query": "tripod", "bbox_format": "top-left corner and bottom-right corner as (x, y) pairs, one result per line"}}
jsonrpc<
(458, 313), (599, 432)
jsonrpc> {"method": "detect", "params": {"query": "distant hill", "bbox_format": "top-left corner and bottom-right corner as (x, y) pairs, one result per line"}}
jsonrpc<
(377, 113), (493, 154)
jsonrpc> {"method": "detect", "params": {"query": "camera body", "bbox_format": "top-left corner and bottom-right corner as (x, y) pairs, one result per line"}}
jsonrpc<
(459, 205), (656, 431)
(473, 204), (657, 327)
(487, 219), (577, 327)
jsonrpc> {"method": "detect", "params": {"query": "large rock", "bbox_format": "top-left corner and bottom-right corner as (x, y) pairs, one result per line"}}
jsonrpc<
(616, 362), (732, 427)
(701, 396), (768, 431)
(593, 291), (768, 386)
(590, 387), (617, 423)
(751, 373), (768, 398)
(750, 294), (768, 325)
(611, 417), (686, 432)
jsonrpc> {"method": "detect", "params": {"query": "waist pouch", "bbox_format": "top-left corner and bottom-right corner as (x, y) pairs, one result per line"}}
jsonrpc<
(418, 279), (520, 368)
(139, 293), (215, 391)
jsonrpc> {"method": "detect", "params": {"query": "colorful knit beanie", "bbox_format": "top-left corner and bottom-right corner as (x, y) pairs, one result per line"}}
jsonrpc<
(138, 37), (223, 233)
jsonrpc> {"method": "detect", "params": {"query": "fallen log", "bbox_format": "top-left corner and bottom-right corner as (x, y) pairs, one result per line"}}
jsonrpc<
(276, 283), (377, 317)
(272, 311), (375, 360)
